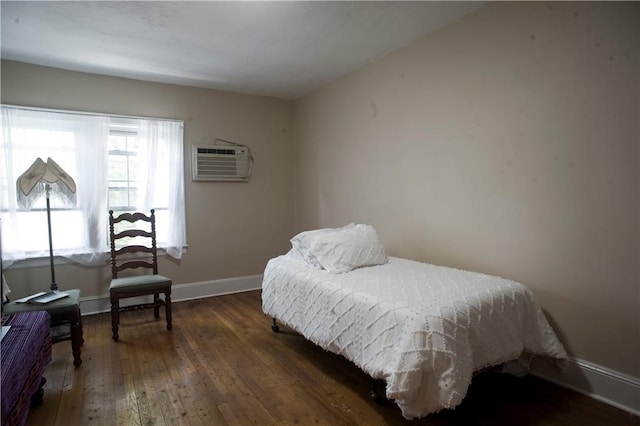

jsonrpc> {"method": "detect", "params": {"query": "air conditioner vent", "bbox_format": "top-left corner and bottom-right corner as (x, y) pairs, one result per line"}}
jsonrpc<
(192, 144), (251, 181)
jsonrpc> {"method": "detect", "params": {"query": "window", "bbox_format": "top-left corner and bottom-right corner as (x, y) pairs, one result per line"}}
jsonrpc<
(0, 105), (186, 267)
(108, 119), (141, 211)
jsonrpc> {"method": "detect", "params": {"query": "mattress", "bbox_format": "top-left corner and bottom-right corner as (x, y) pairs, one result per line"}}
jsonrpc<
(262, 254), (567, 419)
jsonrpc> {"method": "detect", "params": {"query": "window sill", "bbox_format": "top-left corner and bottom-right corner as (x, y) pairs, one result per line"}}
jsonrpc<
(7, 246), (189, 270)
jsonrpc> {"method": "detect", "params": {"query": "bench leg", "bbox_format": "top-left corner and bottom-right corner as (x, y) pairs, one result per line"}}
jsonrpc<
(30, 377), (47, 408)
(71, 308), (83, 366)
(110, 292), (120, 341)
(80, 316), (84, 345)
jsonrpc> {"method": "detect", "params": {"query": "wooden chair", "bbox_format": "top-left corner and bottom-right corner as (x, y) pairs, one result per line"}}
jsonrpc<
(108, 209), (172, 341)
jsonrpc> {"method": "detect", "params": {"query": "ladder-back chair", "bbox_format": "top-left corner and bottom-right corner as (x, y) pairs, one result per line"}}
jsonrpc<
(108, 209), (172, 341)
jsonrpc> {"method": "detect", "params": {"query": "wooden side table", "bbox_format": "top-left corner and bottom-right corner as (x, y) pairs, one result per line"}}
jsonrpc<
(3, 289), (83, 366)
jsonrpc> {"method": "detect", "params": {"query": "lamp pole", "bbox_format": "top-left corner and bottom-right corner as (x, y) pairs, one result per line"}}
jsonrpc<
(45, 183), (57, 291)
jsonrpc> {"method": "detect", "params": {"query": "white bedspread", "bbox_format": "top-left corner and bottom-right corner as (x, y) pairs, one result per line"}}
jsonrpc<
(262, 254), (567, 419)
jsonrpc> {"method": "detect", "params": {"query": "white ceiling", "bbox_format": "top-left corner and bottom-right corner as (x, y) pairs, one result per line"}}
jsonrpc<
(1, 1), (483, 100)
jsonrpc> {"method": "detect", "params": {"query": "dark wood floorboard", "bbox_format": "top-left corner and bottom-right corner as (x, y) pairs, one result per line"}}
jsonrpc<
(26, 290), (638, 425)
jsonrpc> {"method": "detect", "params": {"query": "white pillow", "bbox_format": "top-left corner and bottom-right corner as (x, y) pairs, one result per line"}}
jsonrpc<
(283, 248), (310, 265)
(290, 224), (355, 269)
(305, 224), (388, 273)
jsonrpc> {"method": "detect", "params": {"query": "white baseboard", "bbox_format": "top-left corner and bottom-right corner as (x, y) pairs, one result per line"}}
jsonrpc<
(77, 276), (638, 417)
(531, 356), (640, 416)
(78, 274), (263, 316)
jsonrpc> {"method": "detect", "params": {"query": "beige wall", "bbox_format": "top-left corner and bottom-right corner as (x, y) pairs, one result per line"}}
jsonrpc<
(293, 2), (639, 377)
(1, 60), (295, 299)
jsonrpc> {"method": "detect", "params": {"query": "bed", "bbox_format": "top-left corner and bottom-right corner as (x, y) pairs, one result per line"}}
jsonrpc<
(262, 224), (567, 419)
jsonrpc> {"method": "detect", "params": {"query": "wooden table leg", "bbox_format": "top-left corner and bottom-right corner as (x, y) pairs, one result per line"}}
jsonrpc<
(70, 309), (82, 367)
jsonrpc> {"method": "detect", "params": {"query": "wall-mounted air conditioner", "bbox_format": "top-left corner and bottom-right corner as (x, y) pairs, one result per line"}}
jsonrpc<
(191, 144), (252, 182)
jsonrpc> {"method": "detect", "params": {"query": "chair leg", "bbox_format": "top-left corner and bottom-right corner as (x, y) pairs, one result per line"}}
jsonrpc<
(110, 292), (120, 341)
(71, 308), (83, 366)
(165, 288), (173, 331)
(153, 293), (160, 318)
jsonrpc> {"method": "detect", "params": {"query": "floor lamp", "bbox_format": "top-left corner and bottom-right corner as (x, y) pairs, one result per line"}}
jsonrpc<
(16, 157), (77, 291)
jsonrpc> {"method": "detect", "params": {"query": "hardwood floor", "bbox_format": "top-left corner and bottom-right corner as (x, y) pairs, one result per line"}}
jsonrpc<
(27, 290), (637, 425)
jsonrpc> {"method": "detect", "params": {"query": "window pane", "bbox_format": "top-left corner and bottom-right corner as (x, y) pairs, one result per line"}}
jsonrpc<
(109, 188), (132, 209)
(108, 134), (128, 151)
(127, 156), (138, 182)
(108, 133), (139, 210)
(13, 209), (84, 251)
(127, 137), (140, 152)
(109, 154), (129, 181)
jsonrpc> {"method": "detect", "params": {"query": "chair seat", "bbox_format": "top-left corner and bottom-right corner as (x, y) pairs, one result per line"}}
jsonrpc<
(109, 275), (172, 293)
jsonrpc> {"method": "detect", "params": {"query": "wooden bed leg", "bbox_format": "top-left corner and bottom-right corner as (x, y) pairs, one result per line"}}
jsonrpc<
(370, 378), (388, 403)
(271, 318), (280, 333)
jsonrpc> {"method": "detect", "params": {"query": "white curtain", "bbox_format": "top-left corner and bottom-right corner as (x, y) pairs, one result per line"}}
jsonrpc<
(0, 105), (186, 267)
(1, 107), (110, 266)
(137, 119), (186, 259)
(71, 112), (111, 265)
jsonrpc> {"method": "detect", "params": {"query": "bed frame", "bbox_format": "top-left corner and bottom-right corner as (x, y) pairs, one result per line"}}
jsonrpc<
(262, 253), (567, 419)
(271, 317), (390, 402)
